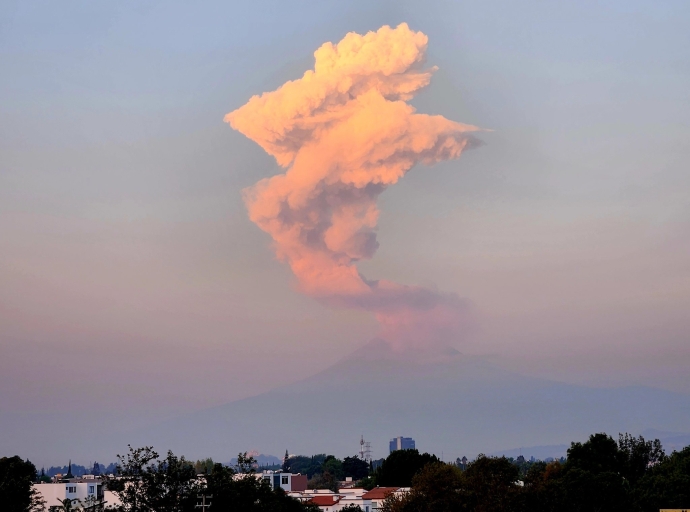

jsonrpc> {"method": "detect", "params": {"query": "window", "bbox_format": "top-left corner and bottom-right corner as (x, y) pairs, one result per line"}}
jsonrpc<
(67, 486), (76, 493)
(88, 485), (95, 494)
(281, 476), (288, 485)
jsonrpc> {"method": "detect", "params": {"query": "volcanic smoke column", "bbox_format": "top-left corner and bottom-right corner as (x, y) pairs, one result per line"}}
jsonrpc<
(225, 23), (483, 348)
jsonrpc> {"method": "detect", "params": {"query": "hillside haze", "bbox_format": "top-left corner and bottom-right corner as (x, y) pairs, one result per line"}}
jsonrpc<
(120, 339), (690, 461)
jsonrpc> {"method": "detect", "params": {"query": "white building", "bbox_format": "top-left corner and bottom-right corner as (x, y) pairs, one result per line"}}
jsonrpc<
(288, 488), (376, 512)
(258, 470), (308, 492)
(362, 487), (409, 511)
(33, 478), (105, 510)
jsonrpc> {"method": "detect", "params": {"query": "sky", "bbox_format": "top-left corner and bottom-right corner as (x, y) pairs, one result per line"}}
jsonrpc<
(1, 0), (689, 464)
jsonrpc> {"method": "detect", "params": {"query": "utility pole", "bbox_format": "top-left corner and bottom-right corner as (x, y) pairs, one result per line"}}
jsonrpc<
(196, 494), (213, 511)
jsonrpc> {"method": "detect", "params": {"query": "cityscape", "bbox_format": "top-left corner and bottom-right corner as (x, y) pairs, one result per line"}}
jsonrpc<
(1, 1), (689, 512)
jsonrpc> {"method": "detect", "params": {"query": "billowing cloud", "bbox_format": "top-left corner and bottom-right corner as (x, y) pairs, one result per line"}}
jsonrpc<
(225, 23), (483, 348)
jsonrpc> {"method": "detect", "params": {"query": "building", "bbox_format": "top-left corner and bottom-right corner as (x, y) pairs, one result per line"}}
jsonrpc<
(287, 486), (411, 512)
(362, 487), (406, 511)
(258, 470), (308, 492)
(306, 494), (342, 511)
(389, 436), (415, 453)
(290, 488), (374, 512)
(33, 477), (105, 510)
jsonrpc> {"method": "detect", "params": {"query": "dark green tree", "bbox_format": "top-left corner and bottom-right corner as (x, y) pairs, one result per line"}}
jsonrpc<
(357, 475), (376, 491)
(342, 457), (369, 480)
(0, 455), (45, 512)
(461, 455), (522, 512)
(617, 433), (665, 486)
(382, 462), (465, 512)
(522, 461), (565, 512)
(567, 433), (620, 473)
(559, 433), (631, 512)
(339, 505), (364, 512)
(634, 445), (690, 511)
(146, 451), (200, 511)
(560, 467), (629, 512)
(193, 458), (214, 475)
(285, 455), (326, 479)
(321, 456), (343, 480)
(64, 461), (74, 480)
(375, 450), (439, 487)
(307, 470), (339, 492)
(204, 463), (317, 512)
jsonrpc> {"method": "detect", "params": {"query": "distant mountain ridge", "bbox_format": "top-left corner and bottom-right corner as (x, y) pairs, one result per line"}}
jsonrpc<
(490, 430), (690, 461)
(118, 339), (690, 461)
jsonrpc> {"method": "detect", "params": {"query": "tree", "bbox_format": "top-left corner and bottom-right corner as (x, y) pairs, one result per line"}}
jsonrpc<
(461, 455), (522, 512)
(307, 470), (338, 492)
(55, 498), (76, 512)
(342, 457), (369, 480)
(0, 455), (45, 512)
(375, 450), (440, 487)
(559, 466), (629, 512)
(193, 458), (214, 475)
(282, 450), (290, 472)
(559, 433), (632, 512)
(204, 462), (317, 512)
(617, 433), (665, 486)
(235, 452), (257, 474)
(357, 475), (376, 490)
(106, 445), (159, 512)
(284, 455), (326, 479)
(321, 456), (343, 481)
(567, 433), (620, 474)
(106, 445), (200, 512)
(145, 451), (200, 511)
(634, 445), (690, 511)
(522, 461), (564, 512)
(38, 468), (51, 484)
(382, 462), (465, 512)
(81, 495), (105, 512)
(64, 461), (74, 480)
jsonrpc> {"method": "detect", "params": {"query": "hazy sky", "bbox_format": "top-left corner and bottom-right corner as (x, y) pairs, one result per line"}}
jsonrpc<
(1, 0), (689, 464)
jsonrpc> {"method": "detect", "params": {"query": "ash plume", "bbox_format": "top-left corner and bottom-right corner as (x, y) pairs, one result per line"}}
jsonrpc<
(225, 23), (483, 349)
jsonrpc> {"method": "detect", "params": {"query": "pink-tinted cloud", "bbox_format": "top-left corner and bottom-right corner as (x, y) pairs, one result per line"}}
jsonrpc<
(225, 23), (483, 347)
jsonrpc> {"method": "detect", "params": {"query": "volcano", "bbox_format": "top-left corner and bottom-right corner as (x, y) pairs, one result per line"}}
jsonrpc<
(120, 340), (690, 460)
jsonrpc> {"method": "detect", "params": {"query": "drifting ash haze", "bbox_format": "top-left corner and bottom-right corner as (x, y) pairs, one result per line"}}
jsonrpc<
(226, 23), (483, 349)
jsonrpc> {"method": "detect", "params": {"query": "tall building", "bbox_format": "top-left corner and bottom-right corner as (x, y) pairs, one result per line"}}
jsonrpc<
(389, 436), (415, 453)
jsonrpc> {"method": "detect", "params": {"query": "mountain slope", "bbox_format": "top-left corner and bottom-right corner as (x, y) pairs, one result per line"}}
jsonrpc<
(120, 340), (690, 460)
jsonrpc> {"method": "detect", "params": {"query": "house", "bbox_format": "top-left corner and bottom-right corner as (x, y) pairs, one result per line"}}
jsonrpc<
(306, 494), (342, 511)
(258, 470), (308, 492)
(290, 488), (374, 512)
(33, 478), (105, 510)
(362, 486), (406, 511)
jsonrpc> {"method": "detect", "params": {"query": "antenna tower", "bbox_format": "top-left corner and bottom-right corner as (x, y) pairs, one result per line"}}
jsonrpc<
(359, 435), (372, 463)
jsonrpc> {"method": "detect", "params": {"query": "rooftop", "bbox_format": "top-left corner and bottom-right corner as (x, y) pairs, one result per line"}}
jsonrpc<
(362, 487), (400, 500)
(307, 495), (341, 506)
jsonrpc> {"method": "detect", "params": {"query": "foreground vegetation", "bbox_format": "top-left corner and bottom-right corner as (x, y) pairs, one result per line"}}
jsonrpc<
(105, 448), (317, 512)
(2, 432), (689, 511)
(383, 433), (690, 512)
